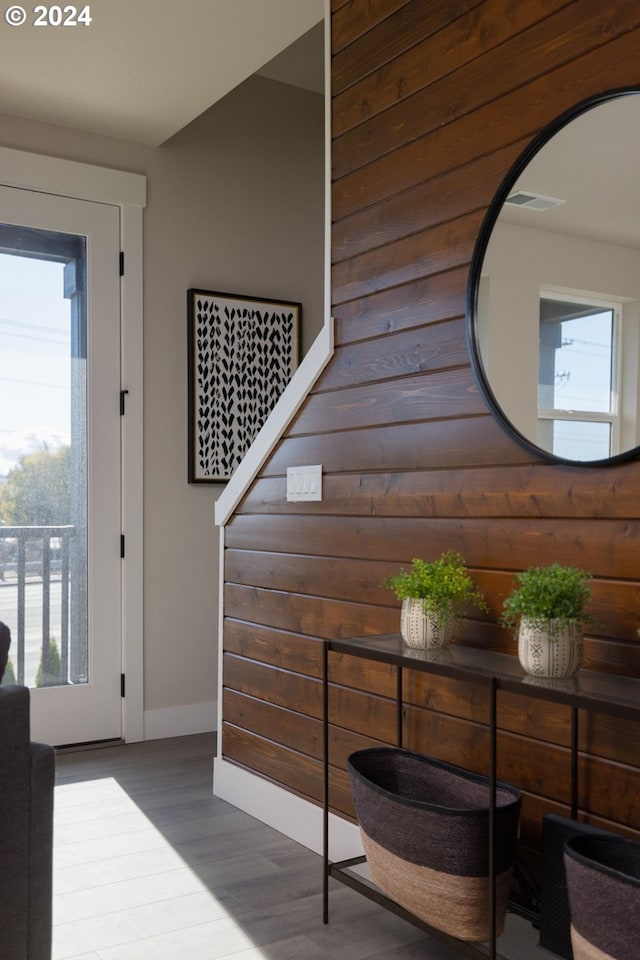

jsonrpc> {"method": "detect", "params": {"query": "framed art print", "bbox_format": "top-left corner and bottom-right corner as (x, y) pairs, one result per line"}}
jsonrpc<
(188, 288), (301, 482)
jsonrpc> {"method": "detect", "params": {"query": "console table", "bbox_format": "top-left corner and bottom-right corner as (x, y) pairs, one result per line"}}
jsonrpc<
(322, 635), (640, 960)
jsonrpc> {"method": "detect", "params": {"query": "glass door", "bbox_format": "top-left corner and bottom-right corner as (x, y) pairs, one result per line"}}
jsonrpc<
(0, 185), (122, 745)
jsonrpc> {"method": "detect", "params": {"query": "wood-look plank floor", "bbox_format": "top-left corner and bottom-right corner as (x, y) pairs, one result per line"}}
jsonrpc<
(53, 734), (544, 960)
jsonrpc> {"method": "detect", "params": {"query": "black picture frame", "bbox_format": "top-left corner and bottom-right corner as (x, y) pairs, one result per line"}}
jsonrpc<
(187, 288), (301, 483)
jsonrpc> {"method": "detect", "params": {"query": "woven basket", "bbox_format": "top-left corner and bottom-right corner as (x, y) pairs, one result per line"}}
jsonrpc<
(347, 748), (521, 941)
(564, 834), (640, 960)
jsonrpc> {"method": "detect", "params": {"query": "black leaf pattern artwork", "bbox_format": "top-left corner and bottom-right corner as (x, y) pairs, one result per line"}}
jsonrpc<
(187, 289), (301, 482)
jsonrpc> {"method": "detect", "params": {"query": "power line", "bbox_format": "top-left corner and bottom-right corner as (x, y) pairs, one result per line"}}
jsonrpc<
(0, 317), (68, 335)
(0, 375), (68, 391)
(0, 316), (68, 347)
(0, 330), (68, 346)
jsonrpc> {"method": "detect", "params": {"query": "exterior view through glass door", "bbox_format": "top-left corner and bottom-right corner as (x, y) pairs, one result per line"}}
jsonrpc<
(0, 185), (122, 745)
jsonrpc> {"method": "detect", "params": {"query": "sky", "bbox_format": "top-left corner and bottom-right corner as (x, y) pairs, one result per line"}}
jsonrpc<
(0, 253), (71, 477)
(546, 311), (613, 412)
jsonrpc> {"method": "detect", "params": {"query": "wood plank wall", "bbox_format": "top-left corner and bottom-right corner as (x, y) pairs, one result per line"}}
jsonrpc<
(221, 0), (640, 871)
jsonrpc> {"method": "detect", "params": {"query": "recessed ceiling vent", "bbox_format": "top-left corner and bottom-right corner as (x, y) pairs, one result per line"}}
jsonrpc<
(505, 190), (566, 211)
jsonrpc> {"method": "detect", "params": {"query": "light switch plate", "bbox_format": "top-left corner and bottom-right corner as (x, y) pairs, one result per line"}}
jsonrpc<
(286, 464), (322, 501)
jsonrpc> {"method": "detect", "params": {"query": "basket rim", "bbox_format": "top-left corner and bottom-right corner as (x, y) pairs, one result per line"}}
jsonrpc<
(565, 834), (640, 889)
(347, 746), (521, 816)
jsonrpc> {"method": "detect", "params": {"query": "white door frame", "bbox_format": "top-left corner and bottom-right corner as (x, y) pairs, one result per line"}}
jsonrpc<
(0, 145), (146, 742)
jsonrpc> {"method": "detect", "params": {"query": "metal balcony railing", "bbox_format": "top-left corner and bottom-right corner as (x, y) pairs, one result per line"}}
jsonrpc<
(0, 525), (75, 686)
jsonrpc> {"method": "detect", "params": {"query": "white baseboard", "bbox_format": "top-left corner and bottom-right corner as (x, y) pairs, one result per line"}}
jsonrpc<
(213, 755), (363, 861)
(144, 700), (217, 740)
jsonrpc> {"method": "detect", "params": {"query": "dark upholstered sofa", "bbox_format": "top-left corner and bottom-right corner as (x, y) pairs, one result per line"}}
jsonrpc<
(0, 621), (55, 960)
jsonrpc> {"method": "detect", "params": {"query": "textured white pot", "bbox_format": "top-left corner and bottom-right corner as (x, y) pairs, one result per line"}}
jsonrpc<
(517, 618), (584, 678)
(400, 599), (453, 649)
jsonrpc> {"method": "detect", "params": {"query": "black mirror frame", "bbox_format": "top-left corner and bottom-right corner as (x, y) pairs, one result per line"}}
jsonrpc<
(466, 87), (640, 467)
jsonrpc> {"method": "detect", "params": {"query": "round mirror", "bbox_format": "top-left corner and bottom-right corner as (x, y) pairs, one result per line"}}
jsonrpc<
(467, 90), (640, 465)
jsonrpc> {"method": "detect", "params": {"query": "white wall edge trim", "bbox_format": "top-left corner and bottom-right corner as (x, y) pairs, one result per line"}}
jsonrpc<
(213, 756), (364, 862)
(144, 700), (217, 741)
(216, 527), (226, 737)
(214, 315), (334, 527)
(323, 0), (331, 348)
(0, 145), (146, 207)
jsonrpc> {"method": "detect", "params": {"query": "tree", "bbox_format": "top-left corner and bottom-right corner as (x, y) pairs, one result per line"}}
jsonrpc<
(35, 637), (61, 687)
(1, 659), (16, 685)
(0, 446), (70, 526)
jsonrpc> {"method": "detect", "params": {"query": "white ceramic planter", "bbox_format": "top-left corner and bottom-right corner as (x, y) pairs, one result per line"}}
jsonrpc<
(400, 599), (453, 649)
(517, 618), (584, 678)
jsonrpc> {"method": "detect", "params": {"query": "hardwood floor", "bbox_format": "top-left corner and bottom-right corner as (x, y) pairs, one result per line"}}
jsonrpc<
(52, 734), (542, 960)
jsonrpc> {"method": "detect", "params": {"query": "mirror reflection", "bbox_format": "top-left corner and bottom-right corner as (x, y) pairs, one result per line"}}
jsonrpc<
(472, 92), (640, 463)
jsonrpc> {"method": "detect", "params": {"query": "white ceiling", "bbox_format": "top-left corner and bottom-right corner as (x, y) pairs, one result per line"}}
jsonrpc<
(501, 95), (640, 249)
(0, 0), (324, 146)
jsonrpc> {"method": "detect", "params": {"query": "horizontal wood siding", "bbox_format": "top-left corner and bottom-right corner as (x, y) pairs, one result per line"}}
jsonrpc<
(220, 0), (640, 878)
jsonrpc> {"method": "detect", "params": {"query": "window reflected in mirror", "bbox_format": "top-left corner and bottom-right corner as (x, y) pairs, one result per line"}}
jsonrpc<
(469, 91), (640, 465)
(538, 295), (618, 460)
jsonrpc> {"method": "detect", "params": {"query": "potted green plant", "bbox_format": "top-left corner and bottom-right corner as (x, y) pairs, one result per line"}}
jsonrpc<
(383, 551), (487, 649)
(500, 563), (594, 678)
